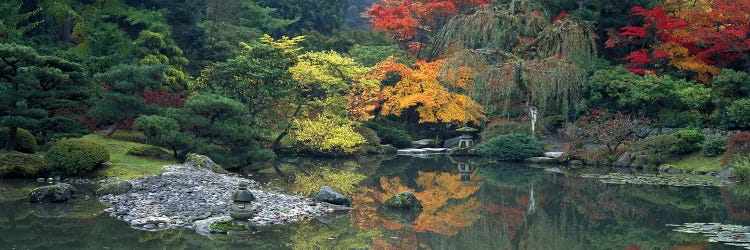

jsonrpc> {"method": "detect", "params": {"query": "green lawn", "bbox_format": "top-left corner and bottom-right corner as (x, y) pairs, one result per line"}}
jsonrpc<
(83, 134), (175, 179)
(669, 152), (723, 173)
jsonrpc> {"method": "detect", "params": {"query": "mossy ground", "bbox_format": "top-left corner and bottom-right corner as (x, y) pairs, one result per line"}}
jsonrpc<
(84, 133), (175, 179)
(0, 150), (46, 178)
(668, 152), (722, 173)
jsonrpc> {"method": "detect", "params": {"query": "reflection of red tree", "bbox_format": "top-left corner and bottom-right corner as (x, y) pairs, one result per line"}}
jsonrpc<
(484, 203), (525, 238)
(666, 241), (708, 250)
(561, 178), (646, 221)
(720, 189), (750, 220)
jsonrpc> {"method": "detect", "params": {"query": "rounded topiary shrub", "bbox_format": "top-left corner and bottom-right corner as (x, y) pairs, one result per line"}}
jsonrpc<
(0, 128), (38, 153)
(728, 99), (750, 128)
(477, 134), (543, 161)
(366, 123), (412, 148)
(631, 134), (678, 165)
(672, 129), (705, 154)
(45, 138), (109, 176)
(723, 132), (750, 166)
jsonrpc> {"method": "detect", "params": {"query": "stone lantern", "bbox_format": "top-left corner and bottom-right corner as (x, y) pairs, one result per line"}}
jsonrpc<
(455, 126), (478, 148)
(230, 180), (257, 220)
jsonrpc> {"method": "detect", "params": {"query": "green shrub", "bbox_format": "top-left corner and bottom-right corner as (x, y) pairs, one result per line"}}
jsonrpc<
(481, 122), (531, 141)
(126, 145), (171, 160)
(366, 122), (412, 148)
(632, 135), (678, 165)
(477, 134), (543, 161)
(728, 99), (750, 129)
(45, 138), (110, 177)
(732, 157), (750, 182)
(703, 135), (728, 157)
(0, 128), (38, 153)
(672, 129), (705, 154)
(354, 126), (381, 154)
(0, 151), (46, 178)
(655, 110), (703, 128)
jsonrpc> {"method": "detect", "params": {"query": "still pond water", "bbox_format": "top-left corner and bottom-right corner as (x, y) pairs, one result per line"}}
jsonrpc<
(1, 155), (749, 249)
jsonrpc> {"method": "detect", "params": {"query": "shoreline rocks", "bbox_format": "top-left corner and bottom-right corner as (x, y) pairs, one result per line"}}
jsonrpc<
(99, 164), (337, 232)
(315, 186), (351, 206)
(29, 183), (77, 203)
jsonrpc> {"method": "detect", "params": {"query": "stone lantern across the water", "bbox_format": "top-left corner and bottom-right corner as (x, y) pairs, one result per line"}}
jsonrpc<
(230, 180), (257, 220)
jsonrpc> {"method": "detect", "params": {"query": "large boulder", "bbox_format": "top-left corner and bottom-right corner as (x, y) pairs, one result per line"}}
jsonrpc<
(631, 154), (647, 169)
(523, 157), (559, 164)
(315, 186), (351, 206)
(184, 153), (228, 174)
(411, 139), (435, 149)
(383, 192), (422, 210)
(614, 152), (633, 168)
(29, 183), (77, 203)
(96, 180), (132, 196)
(443, 137), (461, 148)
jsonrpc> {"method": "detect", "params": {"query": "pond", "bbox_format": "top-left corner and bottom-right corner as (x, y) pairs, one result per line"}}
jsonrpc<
(1, 155), (750, 249)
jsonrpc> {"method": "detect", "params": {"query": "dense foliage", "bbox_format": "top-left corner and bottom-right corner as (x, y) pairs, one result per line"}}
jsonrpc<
(2, 0), (749, 169)
(45, 138), (110, 176)
(477, 134), (543, 161)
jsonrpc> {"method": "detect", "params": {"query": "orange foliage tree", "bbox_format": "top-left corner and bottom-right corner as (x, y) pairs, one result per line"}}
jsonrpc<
(370, 57), (485, 124)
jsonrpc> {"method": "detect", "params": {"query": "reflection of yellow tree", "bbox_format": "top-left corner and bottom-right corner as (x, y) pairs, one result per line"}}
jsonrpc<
(291, 167), (366, 196)
(349, 170), (482, 248)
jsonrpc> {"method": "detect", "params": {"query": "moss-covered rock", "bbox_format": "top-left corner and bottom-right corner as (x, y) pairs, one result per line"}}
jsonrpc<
(383, 192), (422, 210)
(0, 151), (46, 178)
(184, 153), (229, 174)
(209, 220), (249, 233)
(28, 183), (77, 203)
(126, 145), (171, 160)
(96, 180), (133, 196)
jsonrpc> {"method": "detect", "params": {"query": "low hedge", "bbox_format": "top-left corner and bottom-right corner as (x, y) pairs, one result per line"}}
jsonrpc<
(45, 138), (110, 177)
(127, 145), (171, 160)
(477, 134), (543, 161)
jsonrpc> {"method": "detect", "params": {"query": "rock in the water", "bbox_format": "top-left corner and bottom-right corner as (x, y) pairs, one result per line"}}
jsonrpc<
(184, 153), (228, 174)
(543, 152), (564, 159)
(614, 152), (633, 168)
(29, 183), (77, 203)
(384, 192), (422, 209)
(315, 186), (350, 205)
(524, 157), (559, 164)
(411, 139), (434, 149)
(658, 164), (673, 172)
(96, 180), (132, 196)
(719, 167), (733, 180)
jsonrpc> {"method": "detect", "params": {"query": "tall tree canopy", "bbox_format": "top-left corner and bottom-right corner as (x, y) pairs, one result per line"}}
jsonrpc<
(0, 43), (92, 149)
(438, 2), (596, 119)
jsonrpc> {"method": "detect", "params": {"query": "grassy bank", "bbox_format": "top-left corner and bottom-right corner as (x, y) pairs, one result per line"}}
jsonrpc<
(83, 134), (175, 179)
(667, 152), (722, 173)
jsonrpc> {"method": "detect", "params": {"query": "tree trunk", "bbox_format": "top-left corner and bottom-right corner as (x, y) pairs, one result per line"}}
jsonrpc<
(272, 101), (304, 151)
(4, 126), (17, 151)
(103, 120), (122, 137)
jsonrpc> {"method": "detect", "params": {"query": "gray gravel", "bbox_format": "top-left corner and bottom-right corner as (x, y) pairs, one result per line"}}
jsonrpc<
(100, 164), (338, 232)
